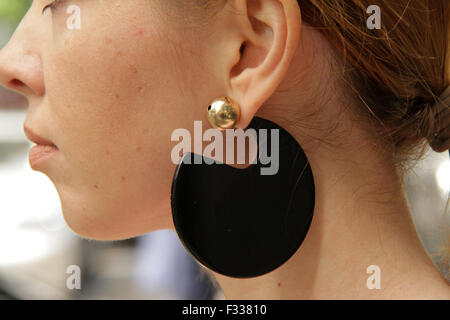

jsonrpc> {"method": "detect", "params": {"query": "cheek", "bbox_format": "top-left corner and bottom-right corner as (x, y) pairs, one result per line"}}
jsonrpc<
(40, 4), (212, 238)
(43, 10), (184, 213)
(47, 23), (172, 165)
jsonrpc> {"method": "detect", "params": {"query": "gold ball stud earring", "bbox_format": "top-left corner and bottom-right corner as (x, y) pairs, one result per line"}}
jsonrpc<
(206, 96), (241, 130)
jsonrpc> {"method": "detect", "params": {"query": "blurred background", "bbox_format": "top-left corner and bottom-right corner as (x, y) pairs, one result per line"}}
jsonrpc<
(0, 0), (448, 300)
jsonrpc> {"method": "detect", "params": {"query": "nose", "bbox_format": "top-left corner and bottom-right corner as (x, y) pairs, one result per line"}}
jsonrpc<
(0, 11), (45, 99)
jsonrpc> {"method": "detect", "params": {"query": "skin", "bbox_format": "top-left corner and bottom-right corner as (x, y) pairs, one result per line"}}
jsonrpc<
(0, 0), (448, 299)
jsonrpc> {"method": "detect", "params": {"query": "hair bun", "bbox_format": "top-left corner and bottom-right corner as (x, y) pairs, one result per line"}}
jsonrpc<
(427, 86), (450, 153)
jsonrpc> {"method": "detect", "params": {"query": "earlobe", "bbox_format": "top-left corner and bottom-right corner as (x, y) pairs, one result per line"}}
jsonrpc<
(225, 0), (301, 130)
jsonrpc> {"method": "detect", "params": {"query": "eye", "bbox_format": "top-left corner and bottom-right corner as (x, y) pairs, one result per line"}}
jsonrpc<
(42, 0), (61, 15)
(42, 2), (54, 14)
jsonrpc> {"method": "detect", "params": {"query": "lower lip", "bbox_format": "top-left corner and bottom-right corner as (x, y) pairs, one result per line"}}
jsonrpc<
(29, 145), (59, 169)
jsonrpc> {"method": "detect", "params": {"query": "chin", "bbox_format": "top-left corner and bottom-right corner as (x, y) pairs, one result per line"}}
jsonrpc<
(58, 193), (173, 241)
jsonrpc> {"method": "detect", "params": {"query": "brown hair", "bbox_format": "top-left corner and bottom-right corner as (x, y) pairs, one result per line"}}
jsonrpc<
(297, 1), (450, 279)
(299, 0), (450, 166)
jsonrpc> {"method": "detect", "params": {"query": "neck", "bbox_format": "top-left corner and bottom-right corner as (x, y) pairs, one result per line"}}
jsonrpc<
(211, 116), (449, 299)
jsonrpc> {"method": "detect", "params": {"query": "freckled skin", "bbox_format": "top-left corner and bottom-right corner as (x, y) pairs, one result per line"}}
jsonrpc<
(0, 0), (220, 240)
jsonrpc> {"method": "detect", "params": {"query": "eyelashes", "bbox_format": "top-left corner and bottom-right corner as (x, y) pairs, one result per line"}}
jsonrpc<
(42, 0), (63, 15)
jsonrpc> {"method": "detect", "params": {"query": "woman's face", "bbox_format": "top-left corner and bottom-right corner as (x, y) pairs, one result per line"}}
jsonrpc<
(0, 0), (227, 239)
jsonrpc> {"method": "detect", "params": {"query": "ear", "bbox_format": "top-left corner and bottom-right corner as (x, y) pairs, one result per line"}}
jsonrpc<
(218, 0), (301, 129)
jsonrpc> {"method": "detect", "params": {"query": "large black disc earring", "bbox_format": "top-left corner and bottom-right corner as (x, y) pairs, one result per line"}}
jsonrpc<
(171, 101), (315, 278)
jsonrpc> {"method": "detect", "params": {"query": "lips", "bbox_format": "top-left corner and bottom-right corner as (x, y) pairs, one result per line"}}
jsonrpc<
(23, 126), (58, 148)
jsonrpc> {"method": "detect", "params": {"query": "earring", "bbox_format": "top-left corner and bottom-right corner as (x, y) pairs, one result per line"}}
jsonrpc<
(206, 96), (241, 130)
(171, 98), (315, 278)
